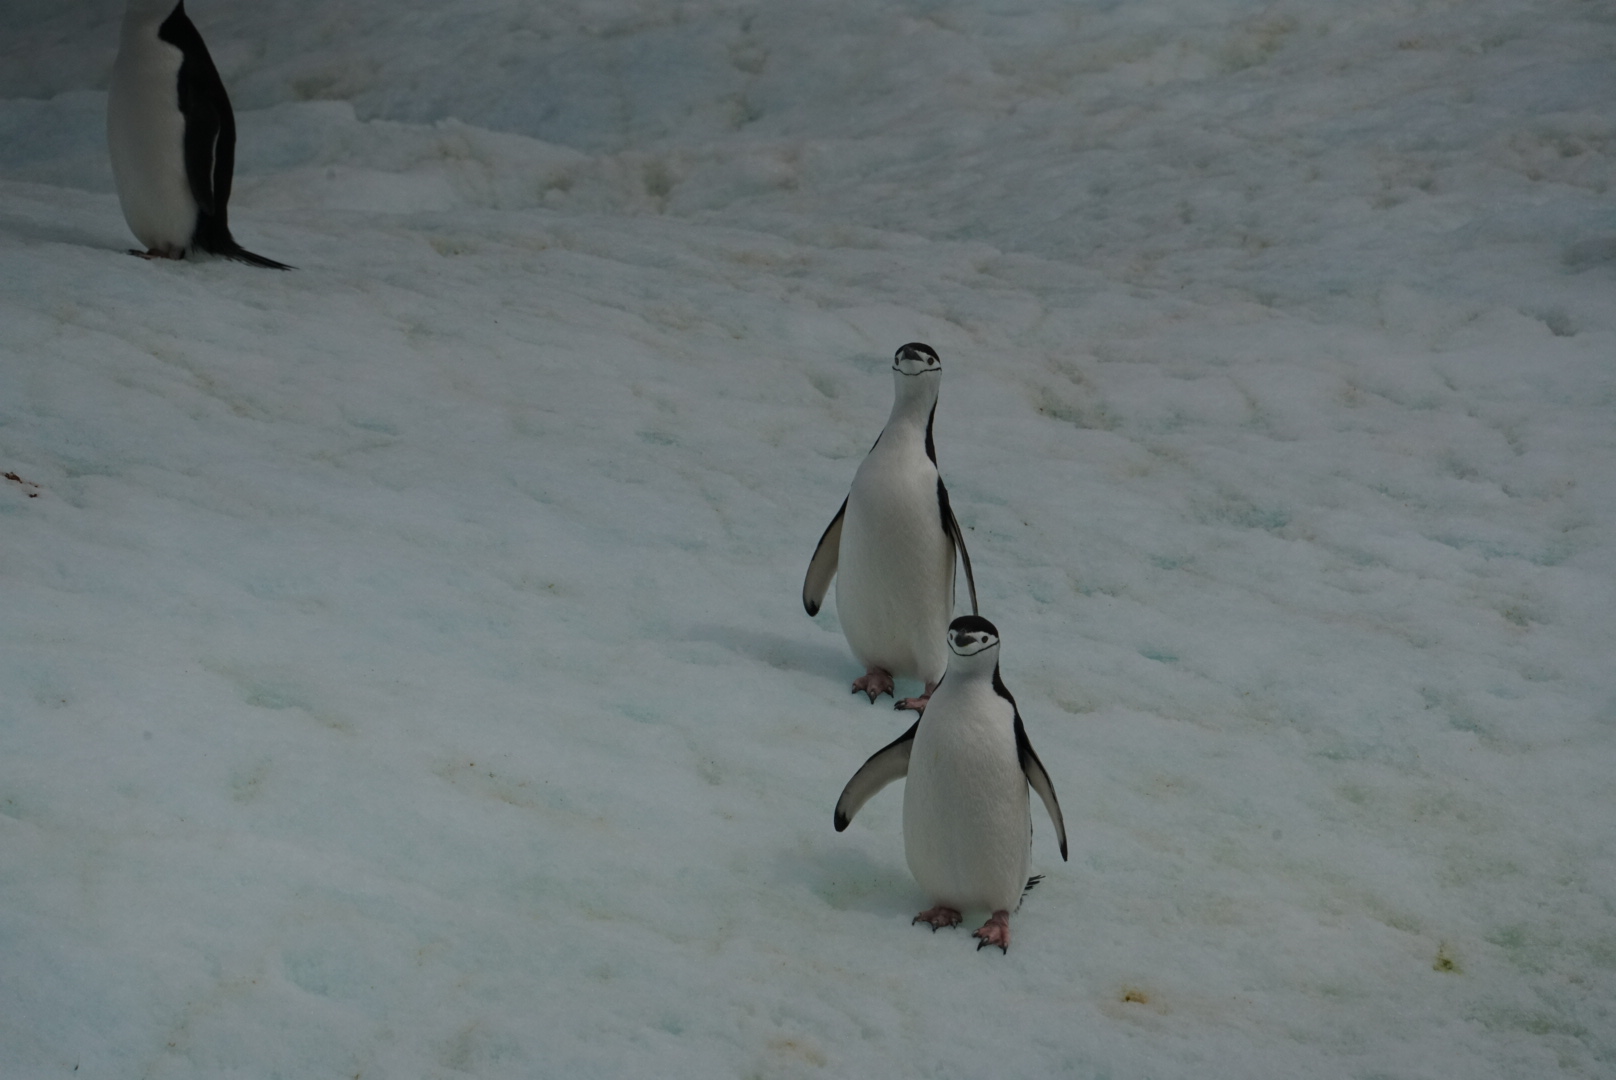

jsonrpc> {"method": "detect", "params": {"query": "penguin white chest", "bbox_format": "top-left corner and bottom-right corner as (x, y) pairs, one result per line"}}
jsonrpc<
(835, 437), (954, 683)
(108, 31), (197, 254)
(902, 683), (1031, 914)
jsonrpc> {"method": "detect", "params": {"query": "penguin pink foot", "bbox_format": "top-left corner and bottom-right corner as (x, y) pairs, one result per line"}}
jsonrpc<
(973, 910), (1012, 953)
(851, 667), (895, 702)
(893, 681), (938, 713)
(913, 906), (962, 931)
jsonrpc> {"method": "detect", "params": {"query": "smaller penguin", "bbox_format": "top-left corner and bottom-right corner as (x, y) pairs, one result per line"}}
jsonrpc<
(834, 615), (1066, 952)
(803, 343), (977, 712)
(107, 0), (291, 268)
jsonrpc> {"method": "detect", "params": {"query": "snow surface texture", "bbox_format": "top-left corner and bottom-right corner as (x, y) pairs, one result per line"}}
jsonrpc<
(3, 1), (1615, 1077)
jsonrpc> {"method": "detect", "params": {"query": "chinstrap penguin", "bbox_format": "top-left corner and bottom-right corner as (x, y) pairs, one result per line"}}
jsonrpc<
(802, 342), (977, 712)
(107, 0), (291, 268)
(834, 615), (1066, 952)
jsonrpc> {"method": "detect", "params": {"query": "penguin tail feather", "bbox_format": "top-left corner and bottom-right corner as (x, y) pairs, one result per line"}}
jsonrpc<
(1013, 874), (1045, 912)
(215, 239), (294, 270)
(192, 221), (293, 270)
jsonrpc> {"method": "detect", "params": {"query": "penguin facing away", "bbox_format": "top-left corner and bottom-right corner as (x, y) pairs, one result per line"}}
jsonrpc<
(107, 0), (291, 268)
(803, 342), (977, 712)
(834, 615), (1066, 952)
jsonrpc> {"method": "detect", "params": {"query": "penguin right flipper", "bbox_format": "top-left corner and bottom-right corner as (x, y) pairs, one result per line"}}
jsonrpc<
(833, 719), (918, 830)
(937, 479), (979, 615)
(802, 497), (846, 616)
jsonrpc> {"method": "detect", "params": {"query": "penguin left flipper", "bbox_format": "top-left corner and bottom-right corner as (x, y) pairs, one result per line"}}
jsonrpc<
(1014, 715), (1068, 860)
(168, 9), (226, 218)
(181, 35), (292, 274)
(802, 497), (846, 616)
(833, 719), (917, 831)
(936, 479), (978, 615)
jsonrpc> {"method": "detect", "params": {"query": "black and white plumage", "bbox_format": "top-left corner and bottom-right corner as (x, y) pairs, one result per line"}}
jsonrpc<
(834, 615), (1066, 952)
(802, 342), (977, 711)
(107, 0), (290, 268)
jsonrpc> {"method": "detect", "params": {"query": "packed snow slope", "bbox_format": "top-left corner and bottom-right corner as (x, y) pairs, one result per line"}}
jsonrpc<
(3, 1), (1615, 1077)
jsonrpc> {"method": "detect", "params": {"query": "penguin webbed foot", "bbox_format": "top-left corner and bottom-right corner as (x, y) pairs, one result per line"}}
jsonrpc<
(973, 910), (1012, 953)
(893, 681), (939, 713)
(851, 668), (895, 703)
(912, 906), (962, 932)
(128, 247), (183, 261)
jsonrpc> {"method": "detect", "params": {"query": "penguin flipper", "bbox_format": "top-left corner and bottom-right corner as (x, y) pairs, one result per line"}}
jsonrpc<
(161, 6), (291, 270)
(161, 4), (230, 217)
(803, 497), (846, 616)
(1014, 714), (1067, 860)
(936, 479), (979, 615)
(833, 719), (917, 831)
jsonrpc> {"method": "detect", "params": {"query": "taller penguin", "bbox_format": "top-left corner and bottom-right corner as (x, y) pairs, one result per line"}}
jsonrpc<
(107, 0), (290, 268)
(803, 342), (978, 712)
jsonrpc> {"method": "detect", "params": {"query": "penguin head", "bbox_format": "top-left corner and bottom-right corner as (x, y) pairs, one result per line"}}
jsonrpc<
(947, 614), (1001, 664)
(891, 342), (942, 378)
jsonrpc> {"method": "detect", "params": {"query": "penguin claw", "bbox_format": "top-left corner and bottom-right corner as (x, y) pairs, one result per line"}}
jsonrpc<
(972, 911), (1011, 953)
(912, 906), (962, 931)
(893, 681), (938, 713)
(851, 668), (895, 702)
